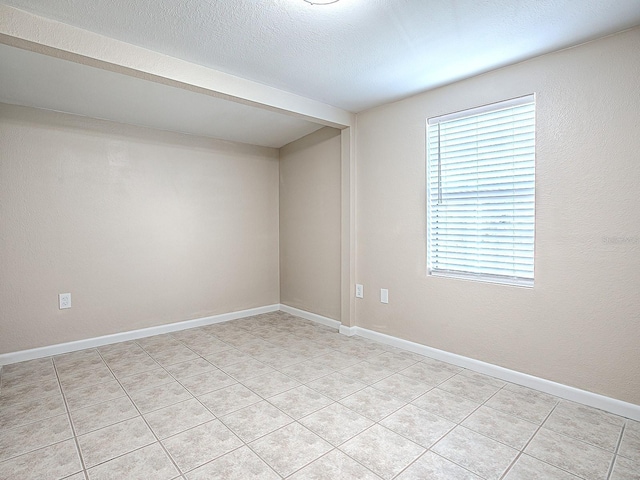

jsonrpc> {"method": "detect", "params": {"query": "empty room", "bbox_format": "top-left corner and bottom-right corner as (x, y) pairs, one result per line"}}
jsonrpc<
(1, 0), (639, 479)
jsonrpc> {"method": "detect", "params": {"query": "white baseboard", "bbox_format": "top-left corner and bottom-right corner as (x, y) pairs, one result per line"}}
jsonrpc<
(339, 325), (356, 336)
(0, 304), (280, 366)
(345, 325), (640, 421)
(279, 304), (341, 330)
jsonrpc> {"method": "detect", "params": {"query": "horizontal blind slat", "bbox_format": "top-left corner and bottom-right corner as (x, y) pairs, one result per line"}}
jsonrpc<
(431, 261), (534, 275)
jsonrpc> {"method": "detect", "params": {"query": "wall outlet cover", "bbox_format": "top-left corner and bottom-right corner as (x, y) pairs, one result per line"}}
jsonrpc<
(59, 293), (71, 309)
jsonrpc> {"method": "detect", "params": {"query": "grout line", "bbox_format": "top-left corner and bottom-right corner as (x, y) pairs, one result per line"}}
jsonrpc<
(94, 347), (185, 477)
(423, 378), (541, 479)
(614, 423), (626, 456)
(499, 402), (591, 480)
(606, 423), (625, 480)
(242, 445), (284, 479)
(332, 423), (393, 478)
(283, 448), (338, 478)
(78, 443), (156, 471)
(177, 444), (251, 477)
(498, 452), (523, 479)
(52, 357), (88, 476)
(395, 450), (481, 480)
(0, 435), (83, 473)
(520, 401), (558, 452)
(475, 393), (548, 480)
(272, 439), (332, 479)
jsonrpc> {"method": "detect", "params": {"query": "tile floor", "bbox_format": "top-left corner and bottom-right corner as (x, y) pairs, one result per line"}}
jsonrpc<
(0, 311), (638, 480)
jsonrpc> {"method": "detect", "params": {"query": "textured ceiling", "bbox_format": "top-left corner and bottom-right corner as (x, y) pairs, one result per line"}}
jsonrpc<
(3, 0), (640, 113)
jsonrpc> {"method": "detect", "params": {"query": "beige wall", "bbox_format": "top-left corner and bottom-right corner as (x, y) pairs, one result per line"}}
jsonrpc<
(0, 104), (280, 353)
(355, 27), (640, 404)
(280, 127), (342, 320)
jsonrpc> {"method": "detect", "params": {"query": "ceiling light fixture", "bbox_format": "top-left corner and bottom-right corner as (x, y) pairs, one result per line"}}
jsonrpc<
(303, 0), (339, 5)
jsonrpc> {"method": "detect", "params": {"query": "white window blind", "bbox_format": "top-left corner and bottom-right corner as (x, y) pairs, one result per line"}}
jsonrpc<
(427, 95), (535, 286)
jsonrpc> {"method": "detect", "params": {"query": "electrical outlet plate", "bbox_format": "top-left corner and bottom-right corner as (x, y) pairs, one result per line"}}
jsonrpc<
(355, 284), (363, 298)
(380, 288), (389, 304)
(59, 293), (71, 309)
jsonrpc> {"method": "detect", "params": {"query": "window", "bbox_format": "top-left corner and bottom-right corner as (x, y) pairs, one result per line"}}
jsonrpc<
(427, 95), (535, 286)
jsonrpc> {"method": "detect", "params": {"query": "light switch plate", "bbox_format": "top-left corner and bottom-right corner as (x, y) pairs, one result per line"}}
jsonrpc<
(380, 288), (388, 304)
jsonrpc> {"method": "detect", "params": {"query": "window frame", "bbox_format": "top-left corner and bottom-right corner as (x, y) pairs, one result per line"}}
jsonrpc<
(426, 94), (536, 287)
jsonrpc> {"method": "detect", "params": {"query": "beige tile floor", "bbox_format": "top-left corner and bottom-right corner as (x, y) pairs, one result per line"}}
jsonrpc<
(1, 311), (638, 480)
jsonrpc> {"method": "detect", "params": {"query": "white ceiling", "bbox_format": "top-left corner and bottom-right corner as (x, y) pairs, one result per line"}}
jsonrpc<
(0, 44), (324, 148)
(1, 1), (640, 148)
(3, 0), (640, 113)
